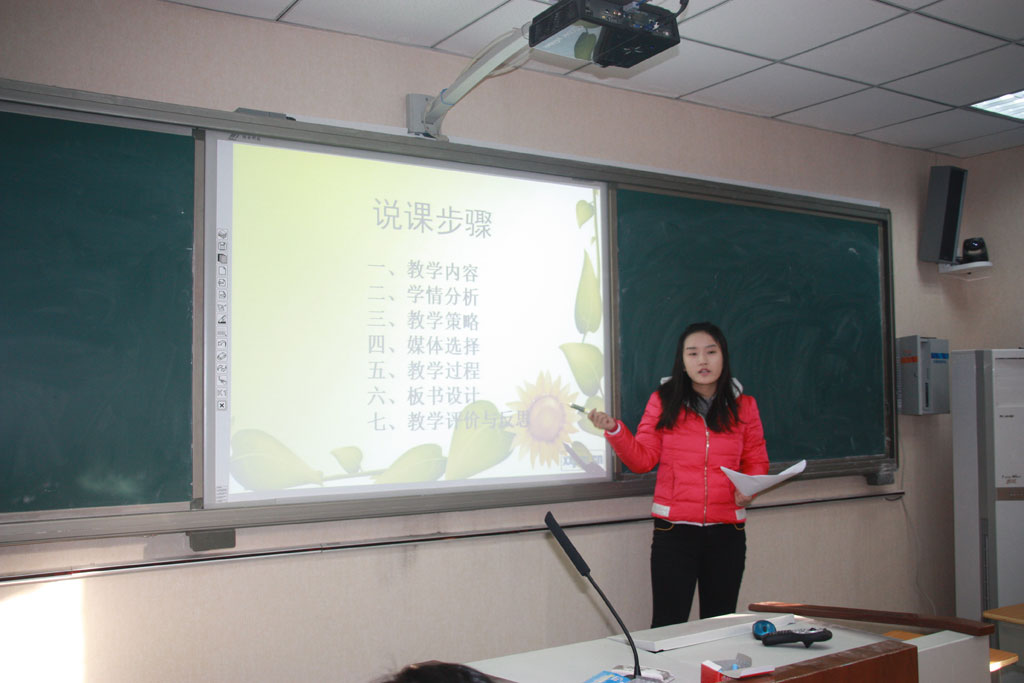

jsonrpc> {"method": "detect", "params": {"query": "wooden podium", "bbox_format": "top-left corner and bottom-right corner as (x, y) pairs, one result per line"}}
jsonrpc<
(749, 602), (995, 683)
(768, 639), (918, 682)
(470, 603), (993, 683)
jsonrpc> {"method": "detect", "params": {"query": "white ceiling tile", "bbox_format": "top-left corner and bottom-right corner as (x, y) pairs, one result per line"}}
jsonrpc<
(648, 0), (728, 18)
(601, 0), (728, 24)
(787, 13), (1003, 84)
(931, 126), (1024, 156)
(884, 0), (934, 7)
(157, 0), (1024, 156)
(282, 0), (505, 47)
(682, 64), (865, 117)
(639, 0), (681, 10)
(677, 0), (902, 59)
(569, 40), (769, 98)
(859, 108), (1020, 148)
(778, 88), (950, 133)
(165, 0), (292, 20)
(680, 0), (731, 16)
(885, 45), (1024, 106)
(921, 0), (1024, 41)
(436, 1), (548, 57)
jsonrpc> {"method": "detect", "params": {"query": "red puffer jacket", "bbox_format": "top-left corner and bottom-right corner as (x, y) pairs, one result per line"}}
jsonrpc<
(606, 391), (769, 524)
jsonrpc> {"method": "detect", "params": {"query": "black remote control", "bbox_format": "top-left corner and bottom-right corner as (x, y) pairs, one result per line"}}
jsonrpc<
(760, 627), (833, 647)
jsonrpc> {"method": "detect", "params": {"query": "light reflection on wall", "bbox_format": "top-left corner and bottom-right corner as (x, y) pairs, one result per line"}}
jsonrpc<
(0, 580), (84, 681)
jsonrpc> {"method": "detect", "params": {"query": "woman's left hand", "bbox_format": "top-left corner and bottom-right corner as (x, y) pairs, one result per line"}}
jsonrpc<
(734, 490), (754, 507)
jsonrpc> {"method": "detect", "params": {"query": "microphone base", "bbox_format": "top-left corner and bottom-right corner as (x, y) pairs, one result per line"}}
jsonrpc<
(611, 665), (673, 682)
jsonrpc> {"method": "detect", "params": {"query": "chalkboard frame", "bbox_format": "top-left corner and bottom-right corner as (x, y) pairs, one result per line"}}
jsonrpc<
(0, 79), (896, 545)
(0, 103), (198, 522)
(609, 185), (897, 482)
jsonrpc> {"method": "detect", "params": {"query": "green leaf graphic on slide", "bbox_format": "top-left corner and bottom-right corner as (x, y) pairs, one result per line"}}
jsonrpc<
(230, 429), (323, 490)
(570, 440), (595, 464)
(574, 250), (602, 334)
(446, 400), (514, 480)
(330, 446), (363, 474)
(575, 199), (595, 227)
(577, 395), (606, 436)
(559, 343), (604, 397)
(574, 32), (597, 60)
(373, 444), (446, 484)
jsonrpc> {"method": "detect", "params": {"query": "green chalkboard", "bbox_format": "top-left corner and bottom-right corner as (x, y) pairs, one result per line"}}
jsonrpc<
(616, 188), (892, 467)
(0, 110), (194, 513)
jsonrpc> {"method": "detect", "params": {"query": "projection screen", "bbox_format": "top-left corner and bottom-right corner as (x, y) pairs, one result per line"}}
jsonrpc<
(203, 133), (611, 507)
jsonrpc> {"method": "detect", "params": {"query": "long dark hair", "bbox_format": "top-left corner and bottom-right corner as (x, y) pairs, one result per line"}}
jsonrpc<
(656, 322), (740, 432)
(380, 663), (494, 683)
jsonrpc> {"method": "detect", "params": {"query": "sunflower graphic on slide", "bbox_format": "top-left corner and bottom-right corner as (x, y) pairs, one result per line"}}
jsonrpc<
(508, 372), (579, 467)
(506, 193), (607, 473)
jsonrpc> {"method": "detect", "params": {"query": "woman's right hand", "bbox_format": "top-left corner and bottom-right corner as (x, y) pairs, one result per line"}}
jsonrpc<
(587, 409), (617, 432)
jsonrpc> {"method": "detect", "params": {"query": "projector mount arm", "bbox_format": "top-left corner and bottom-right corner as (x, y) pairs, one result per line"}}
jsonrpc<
(406, 24), (531, 140)
(405, 0), (690, 139)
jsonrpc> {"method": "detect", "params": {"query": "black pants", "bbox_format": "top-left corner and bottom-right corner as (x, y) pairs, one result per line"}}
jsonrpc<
(649, 519), (747, 628)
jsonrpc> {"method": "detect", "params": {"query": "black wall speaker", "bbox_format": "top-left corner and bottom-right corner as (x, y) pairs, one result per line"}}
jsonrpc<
(919, 165), (968, 263)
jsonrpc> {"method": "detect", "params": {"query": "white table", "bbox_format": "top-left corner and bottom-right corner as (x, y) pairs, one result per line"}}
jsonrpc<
(470, 613), (989, 683)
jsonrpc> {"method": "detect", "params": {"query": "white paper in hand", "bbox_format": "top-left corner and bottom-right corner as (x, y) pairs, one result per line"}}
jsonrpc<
(720, 460), (806, 497)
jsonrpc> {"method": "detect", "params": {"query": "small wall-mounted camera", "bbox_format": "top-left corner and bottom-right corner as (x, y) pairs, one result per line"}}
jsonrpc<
(960, 237), (988, 264)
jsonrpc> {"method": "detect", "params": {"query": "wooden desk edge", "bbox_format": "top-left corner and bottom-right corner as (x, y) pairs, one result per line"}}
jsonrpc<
(884, 630), (1019, 672)
(984, 603), (1024, 627)
(768, 640), (918, 683)
(749, 602), (994, 637)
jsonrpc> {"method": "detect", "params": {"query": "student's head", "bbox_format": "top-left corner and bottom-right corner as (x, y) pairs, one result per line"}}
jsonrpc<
(658, 321), (739, 432)
(674, 321), (732, 396)
(379, 662), (495, 683)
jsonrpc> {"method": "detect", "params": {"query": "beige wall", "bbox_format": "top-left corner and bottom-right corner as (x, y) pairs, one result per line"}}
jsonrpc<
(2, 1), (1022, 681)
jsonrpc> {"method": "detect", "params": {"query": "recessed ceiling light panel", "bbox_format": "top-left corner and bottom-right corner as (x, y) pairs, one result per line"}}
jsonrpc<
(971, 90), (1024, 121)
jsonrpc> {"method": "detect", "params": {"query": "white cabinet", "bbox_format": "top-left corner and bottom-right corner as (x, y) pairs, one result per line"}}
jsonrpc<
(952, 349), (1024, 620)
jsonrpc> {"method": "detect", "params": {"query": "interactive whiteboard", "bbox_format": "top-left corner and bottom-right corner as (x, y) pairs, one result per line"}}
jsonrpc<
(204, 135), (612, 507)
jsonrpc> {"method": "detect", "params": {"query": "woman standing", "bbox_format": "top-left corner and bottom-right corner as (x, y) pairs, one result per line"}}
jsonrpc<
(588, 322), (769, 627)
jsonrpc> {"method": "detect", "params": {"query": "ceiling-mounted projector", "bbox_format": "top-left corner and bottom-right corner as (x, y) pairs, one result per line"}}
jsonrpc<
(529, 0), (682, 68)
(408, 0), (687, 138)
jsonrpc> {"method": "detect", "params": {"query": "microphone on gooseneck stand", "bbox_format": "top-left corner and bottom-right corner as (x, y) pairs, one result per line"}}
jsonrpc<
(544, 512), (660, 682)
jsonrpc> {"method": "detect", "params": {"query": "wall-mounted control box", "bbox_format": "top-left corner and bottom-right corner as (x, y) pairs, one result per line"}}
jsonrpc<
(897, 335), (950, 415)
